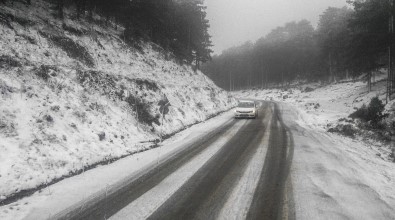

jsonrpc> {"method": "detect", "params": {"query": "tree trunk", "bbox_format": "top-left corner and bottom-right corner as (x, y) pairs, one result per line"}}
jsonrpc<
(195, 56), (199, 70)
(392, 140), (395, 162)
(229, 71), (232, 91)
(105, 14), (109, 26)
(329, 53), (333, 83)
(58, 0), (64, 19)
(373, 70), (376, 84)
(261, 65), (264, 90)
(265, 69), (268, 89)
(88, 1), (93, 21)
(388, 0), (394, 103)
(368, 71), (372, 92)
(391, 125), (395, 162)
(187, 25), (191, 62)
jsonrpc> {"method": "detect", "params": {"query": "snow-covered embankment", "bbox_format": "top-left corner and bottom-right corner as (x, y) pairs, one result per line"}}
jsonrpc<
(0, 0), (235, 203)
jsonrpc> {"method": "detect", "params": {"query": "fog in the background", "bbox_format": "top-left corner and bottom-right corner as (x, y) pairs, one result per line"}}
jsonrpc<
(205, 0), (347, 54)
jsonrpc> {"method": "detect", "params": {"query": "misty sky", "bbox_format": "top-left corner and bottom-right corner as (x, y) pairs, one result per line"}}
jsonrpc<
(205, 0), (347, 54)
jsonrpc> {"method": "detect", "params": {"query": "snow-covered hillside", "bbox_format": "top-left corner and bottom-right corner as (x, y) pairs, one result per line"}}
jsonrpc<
(0, 1), (235, 202)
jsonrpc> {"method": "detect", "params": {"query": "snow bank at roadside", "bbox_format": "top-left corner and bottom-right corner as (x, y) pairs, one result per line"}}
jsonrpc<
(235, 78), (395, 219)
(238, 79), (386, 128)
(280, 103), (395, 219)
(0, 1), (235, 202)
(234, 76), (394, 159)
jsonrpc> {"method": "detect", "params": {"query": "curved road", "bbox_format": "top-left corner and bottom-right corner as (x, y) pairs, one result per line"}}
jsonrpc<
(52, 101), (295, 220)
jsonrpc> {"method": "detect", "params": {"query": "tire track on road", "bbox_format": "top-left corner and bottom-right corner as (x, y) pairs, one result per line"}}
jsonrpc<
(110, 117), (248, 220)
(53, 101), (295, 220)
(52, 118), (240, 220)
(147, 103), (272, 220)
(247, 102), (295, 220)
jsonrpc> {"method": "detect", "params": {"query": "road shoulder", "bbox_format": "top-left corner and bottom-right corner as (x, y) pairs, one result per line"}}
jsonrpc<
(279, 102), (395, 220)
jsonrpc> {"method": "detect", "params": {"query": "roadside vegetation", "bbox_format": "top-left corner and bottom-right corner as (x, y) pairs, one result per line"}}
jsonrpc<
(329, 96), (395, 161)
(329, 97), (387, 137)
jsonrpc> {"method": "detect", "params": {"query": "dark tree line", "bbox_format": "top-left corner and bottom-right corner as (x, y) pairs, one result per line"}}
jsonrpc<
(69, 0), (212, 66)
(0, 0), (30, 5)
(202, 0), (395, 91)
(0, 0), (213, 66)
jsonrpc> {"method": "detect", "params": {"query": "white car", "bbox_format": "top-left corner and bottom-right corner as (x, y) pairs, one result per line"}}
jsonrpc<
(234, 100), (258, 119)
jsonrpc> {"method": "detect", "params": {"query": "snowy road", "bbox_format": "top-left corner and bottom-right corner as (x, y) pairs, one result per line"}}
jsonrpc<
(49, 102), (295, 220)
(10, 99), (393, 220)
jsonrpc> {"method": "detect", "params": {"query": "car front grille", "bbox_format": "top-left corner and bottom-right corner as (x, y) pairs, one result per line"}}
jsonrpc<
(237, 111), (253, 113)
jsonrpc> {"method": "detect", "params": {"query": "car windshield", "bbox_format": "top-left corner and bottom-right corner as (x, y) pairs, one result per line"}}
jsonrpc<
(238, 102), (254, 108)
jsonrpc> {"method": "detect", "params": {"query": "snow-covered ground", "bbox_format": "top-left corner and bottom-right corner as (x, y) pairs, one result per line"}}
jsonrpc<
(1, 1), (394, 218)
(279, 102), (395, 219)
(0, 0), (235, 205)
(0, 110), (236, 220)
(235, 78), (395, 219)
(235, 75), (394, 159)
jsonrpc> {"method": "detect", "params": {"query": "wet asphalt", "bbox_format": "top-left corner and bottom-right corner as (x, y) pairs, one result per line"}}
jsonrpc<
(52, 101), (295, 220)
